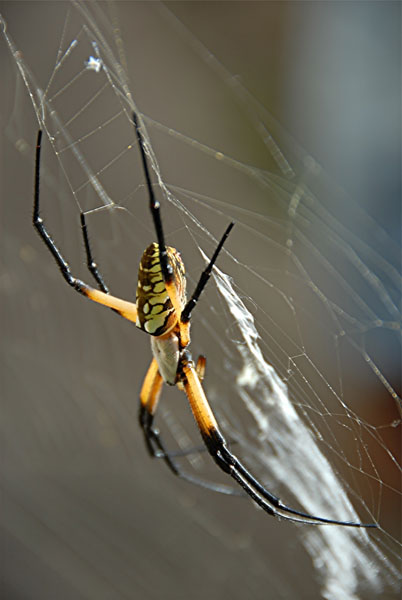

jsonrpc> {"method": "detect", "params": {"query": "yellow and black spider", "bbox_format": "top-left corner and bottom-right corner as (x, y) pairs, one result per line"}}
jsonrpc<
(33, 114), (376, 528)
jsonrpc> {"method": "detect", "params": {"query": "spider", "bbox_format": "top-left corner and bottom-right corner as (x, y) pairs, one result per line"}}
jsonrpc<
(33, 113), (376, 528)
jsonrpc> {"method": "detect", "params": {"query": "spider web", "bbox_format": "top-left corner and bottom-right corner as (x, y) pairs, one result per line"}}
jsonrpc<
(1, 2), (400, 599)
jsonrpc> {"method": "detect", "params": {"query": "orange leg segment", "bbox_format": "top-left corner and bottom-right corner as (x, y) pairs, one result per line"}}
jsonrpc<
(81, 285), (138, 323)
(139, 358), (163, 414)
(181, 361), (219, 436)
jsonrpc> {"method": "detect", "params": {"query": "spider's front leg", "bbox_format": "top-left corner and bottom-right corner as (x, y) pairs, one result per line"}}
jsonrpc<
(33, 130), (138, 323)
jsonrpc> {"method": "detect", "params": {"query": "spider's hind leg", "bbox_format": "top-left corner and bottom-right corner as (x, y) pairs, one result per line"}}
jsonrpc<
(139, 412), (243, 496)
(139, 358), (243, 496)
(181, 359), (377, 527)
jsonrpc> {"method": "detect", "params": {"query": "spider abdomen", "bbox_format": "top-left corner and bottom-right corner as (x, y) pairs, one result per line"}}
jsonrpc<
(136, 243), (186, 336)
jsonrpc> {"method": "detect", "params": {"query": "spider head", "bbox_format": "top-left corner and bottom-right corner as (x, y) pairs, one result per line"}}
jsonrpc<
(136, 243), (186, 336)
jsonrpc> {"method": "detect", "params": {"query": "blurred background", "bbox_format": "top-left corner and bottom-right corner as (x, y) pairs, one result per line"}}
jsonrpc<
(1, 2), (400, 599)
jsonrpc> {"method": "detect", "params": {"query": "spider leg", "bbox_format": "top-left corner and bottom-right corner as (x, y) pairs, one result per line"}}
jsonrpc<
(139, 358), (164, 456)
(154, 355), (221, 458)
(132, 115), (173, 287)
(148, 354), (235, 459)
(181, 355), (377, 527)
(143, 354), (229, 459)
(33, 130), (138, 323)
(80, 212), (126, 319)
(195, 354), (206, 382)
(132, 113), (185, 324)
(132, 112), (234, 347)
(138, 359), (243, 496)
(80, 212), (109, 293)
(181, 221), (234, 325)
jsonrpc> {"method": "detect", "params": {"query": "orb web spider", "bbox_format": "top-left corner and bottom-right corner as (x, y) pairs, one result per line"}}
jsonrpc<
(33, 114), (376, 528)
